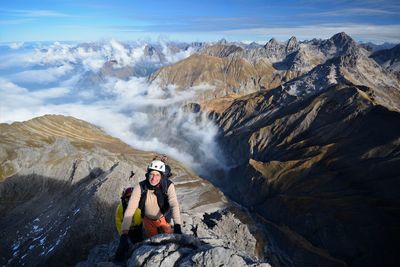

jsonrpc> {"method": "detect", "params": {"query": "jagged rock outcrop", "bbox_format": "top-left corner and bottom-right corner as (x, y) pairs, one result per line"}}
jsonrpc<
(77, 209), (269, 267)
(1, 115), (265, 267)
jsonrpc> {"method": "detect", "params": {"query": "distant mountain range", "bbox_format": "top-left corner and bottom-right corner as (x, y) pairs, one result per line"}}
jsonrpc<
(148, 32), (400, 266)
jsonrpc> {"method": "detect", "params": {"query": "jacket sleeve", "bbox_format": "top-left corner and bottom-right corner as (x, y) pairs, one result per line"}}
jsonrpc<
(121, 184), (142, 232)
(167, 183), (182, 225)
(115, 202), (123, 235)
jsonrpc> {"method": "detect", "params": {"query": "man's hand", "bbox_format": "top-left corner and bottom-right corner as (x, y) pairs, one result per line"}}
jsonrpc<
(174, 224), (182, 234)
(114, 234), (129, 261)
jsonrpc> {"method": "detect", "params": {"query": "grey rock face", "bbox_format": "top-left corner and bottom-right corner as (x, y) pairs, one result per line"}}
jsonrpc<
(77, 233), (270, 267)
(76, 208), (270, 266)
(181, 209), (260, 259)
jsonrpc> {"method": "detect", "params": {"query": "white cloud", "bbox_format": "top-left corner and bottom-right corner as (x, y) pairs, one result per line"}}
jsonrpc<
(0, 40), (225, 172)
(0, 18), (34, 25)
(0, 79), (43, 121)
(300, 8), (399, 17)
(9, 42), (24, 49)
(109, 39), (131, 65)
(31, 87), (70, 99)
(10, 64), (74, 84)
(0, 79), (71, 108)
(160, 42), (195, 64)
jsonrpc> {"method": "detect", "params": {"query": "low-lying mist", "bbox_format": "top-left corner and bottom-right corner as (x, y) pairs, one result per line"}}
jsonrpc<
(0, 40), (226, 174)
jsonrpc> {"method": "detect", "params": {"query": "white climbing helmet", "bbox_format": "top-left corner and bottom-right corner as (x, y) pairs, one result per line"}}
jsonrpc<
(147, 160), (166, 173)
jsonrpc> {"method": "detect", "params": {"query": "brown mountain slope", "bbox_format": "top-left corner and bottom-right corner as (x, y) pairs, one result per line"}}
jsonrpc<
(216, 84), (400, 267)
(149, 53), (271, 94)
(148, 53), (279, 115)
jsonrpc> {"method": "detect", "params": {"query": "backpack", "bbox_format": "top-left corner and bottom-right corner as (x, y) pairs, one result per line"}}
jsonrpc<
(121, 187), (134, 213)
(138, 178), (173, 218)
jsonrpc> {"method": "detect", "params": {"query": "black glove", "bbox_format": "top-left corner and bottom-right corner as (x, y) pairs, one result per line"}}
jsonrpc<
(174, 224), (182, 234)
(114, 234), (129, 261)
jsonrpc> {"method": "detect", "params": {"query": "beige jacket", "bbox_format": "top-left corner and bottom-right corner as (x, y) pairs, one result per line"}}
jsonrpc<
(121, 181), (182, 232)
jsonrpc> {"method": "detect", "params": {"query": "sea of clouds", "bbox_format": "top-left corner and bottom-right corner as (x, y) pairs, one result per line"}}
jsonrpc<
(0, 40), (225, 173)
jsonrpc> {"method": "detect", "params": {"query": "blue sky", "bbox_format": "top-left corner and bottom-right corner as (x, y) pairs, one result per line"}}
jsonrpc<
(1, 0), (400, 43)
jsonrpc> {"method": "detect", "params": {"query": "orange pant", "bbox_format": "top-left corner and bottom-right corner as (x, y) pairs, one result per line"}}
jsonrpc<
(143, 216), (172, 237)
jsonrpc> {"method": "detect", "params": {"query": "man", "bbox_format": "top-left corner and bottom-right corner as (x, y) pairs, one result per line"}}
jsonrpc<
(114, 159), (182, 261)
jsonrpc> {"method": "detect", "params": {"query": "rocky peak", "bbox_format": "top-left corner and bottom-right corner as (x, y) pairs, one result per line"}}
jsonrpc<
(286, 36), (299, 54)
(143, 44), (156, 57)
(246, 41), (262, 49)
(262, 38), (287, 62)
(218, 38), (228, 45)
(326, 32), (360, 56)
(330, 32), (353, 44)
(264, 38), (279, 48)
(200, 44), (243, 58)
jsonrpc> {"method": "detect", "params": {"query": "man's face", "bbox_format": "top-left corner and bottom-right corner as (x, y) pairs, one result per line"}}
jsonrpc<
(149, 170), (162, 186)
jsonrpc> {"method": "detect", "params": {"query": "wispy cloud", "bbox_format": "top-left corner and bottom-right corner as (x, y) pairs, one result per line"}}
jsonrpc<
(301, 8), (399, 17)
(0, 18), (33, 25)
(6, 9), (71, 17)
(10, 64), (74, 84)
(221, 23), (400, 43)
(31, 87), (70, 99)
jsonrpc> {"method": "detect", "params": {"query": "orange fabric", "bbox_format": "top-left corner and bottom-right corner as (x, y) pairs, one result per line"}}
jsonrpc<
(143, 216), (172, 237)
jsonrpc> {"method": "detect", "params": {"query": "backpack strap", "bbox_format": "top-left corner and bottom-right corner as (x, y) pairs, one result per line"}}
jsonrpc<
(138, 181), (147, 218)
(121, 187), (134, 214)
(157, 179), (173, 215)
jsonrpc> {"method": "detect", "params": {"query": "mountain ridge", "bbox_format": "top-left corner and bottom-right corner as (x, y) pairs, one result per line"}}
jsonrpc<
(1, 115), (268, 266)
(214, 82), (400, 266)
